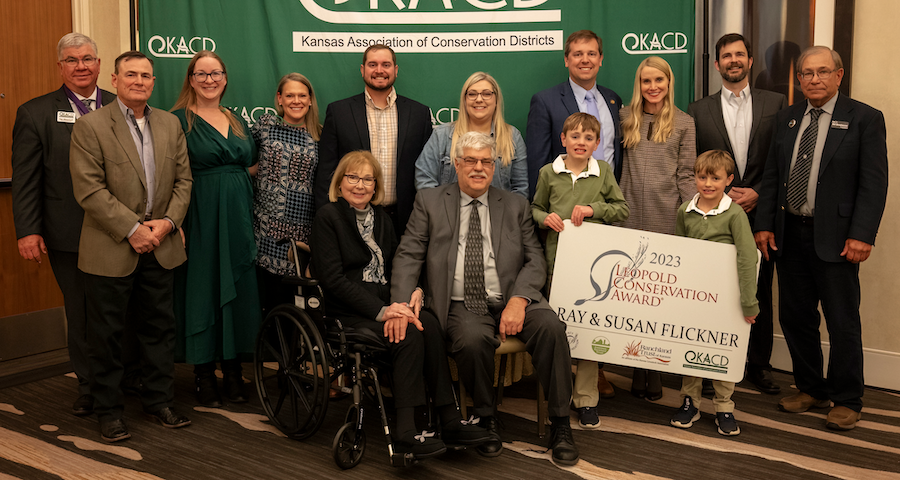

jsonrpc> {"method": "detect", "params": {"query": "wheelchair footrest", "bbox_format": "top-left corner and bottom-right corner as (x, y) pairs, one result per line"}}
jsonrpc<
(390, 452), (417, 467)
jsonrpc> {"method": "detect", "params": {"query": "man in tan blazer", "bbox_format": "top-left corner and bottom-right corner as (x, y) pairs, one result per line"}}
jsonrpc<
(70, 51), (192, 442)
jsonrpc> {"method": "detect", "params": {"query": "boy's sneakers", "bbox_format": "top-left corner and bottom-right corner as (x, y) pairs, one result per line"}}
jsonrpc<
(716, 412), (741, 436)
(576, 406), (601, 429)
(670, 397), (700, 429)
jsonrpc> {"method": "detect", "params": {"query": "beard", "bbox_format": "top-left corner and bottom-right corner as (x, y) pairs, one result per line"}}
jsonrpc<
(719, 62), (749, 83)
(364, 75), (395, 92)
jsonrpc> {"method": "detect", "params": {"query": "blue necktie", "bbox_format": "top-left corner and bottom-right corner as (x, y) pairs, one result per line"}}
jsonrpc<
(583, 93), (605, 165)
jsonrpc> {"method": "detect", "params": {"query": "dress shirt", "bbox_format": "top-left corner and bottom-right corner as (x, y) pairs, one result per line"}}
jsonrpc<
(364, 87), (399, 205)
(787, 93), (839, 216)
(569, 79), (615, 167)
(720, 85), (753, 177)
(116, 99), (160, 237)
(451, 190), (502, 303)
(68, 87), (101, 119)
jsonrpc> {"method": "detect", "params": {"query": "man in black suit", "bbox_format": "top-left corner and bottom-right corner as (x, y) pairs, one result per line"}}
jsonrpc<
(755, 46), (888, 431)
(12, 33), (116, 416)
(688, 33), (787, 395)
(314, 44), (433, 236)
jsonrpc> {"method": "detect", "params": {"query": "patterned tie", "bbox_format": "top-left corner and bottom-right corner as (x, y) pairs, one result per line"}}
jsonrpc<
(583, 93), (605, 164)
(464, 200), (489, 315)
(786, 108), (823, 210)
(83, 99), (94, 111)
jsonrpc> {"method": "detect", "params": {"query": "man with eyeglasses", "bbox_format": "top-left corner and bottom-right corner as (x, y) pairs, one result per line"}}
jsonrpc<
(315, 43), (433, 238)
(12, 33), (116, 417)
(755, 46), (888, 431)
(392, 131), (579, 465)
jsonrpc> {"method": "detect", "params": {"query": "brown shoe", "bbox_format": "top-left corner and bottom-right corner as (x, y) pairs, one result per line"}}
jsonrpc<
(826, 406), (861, 431)
(597, 367), (616, 399)
(778, 392), (830, 413)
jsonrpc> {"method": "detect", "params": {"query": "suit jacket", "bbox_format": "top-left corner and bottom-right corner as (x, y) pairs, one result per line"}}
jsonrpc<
(310, 198), (398, 321)
(525, 81), (623, 196)
(390, 184), (549, 329)
(314, 92), (433, 231)
(12, 86), (117, 252)
(688, 88), (787, 197)
(69, 102), (193, 277)
(755, 93), (888, 262)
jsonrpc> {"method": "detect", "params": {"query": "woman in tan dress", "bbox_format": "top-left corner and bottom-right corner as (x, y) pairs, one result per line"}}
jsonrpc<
(617, 56), (696, 400)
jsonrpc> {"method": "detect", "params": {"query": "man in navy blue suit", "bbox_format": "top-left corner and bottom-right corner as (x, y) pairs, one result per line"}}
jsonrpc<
(526, 29), (623, 194)
(755, 46), (888, 431)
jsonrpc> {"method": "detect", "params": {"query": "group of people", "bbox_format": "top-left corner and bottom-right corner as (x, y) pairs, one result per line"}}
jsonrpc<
(11, 26), (886, 467)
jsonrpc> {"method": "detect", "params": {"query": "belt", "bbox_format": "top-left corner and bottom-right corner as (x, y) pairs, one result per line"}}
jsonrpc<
(787, 213), (814, 226)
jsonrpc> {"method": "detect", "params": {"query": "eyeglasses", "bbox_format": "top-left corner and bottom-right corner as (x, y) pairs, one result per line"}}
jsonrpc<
(465, 90), (495, 101)
(192, 70), (225, 82)
(62, 56), (97, 67)
(344, 174), (375, 186)
(457, 157), (495, 168)
(800, 69), (835, 82)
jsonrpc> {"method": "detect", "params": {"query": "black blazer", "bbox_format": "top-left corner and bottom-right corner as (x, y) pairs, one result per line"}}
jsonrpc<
(688, 88), (787, 195)
(310, 197), (398, 321)
(314, 92), (433, 233)
(12, 86), (116, 251)
(755, 94), (888, 262)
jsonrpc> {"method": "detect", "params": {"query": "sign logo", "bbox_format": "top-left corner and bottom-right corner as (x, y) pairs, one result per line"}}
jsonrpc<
(567, 332), (579, 350)
(232, 106), (279, 127)
(591, 336), (610, 355)
(623, 340), (672, 365)
(300, 0), (560, 24)
(622, 32), (689, 55)
(683, 350), (729, 374)
(148, 35), (217, 58)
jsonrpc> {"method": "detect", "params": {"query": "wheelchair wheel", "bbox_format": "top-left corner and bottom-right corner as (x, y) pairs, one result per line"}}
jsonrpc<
(332, 422), (366, 469)
(254, 304), (329, 440)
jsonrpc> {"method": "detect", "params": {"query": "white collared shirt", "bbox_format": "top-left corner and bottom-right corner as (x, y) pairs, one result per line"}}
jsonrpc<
(720, 85), (753, 177)
(787, 93), (840, 216)
(551, 155), (601, 185)
(684, 192), (733, 216)
(68, 87), (100, 119)
(451, 189), (503, 302)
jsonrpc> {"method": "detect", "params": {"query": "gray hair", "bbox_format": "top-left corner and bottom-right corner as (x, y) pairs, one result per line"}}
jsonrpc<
(797, 45), (843, 73)
(57, 33), (98, 60)
(453, 131), (496, 160)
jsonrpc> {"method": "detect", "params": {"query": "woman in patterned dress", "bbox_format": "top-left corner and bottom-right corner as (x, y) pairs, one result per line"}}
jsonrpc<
(617, 56), (697, 401)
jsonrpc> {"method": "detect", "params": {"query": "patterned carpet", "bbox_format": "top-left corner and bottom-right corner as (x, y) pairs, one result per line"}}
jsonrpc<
(1, 364), (898, 479)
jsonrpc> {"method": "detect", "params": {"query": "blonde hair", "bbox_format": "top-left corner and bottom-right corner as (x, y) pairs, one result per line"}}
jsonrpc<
(451, 72), (515, 167)
(328, 151), (385, 206)
(170, 50), (246, 139)
(622, 56), (676, 148)
(694, 150), (735, 176)
(274, 73), (322, 141)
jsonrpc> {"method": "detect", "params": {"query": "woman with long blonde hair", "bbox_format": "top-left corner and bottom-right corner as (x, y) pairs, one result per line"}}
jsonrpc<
(414, 71), (528, 197)
(617, 56), (696, 399)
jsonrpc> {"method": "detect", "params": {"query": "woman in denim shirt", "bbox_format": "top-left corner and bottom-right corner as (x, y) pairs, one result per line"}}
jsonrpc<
(414, 72), (528, 198)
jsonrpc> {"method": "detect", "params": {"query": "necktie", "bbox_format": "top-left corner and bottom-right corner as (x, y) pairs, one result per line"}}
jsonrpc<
(464, 200), (489, 315)
(786, 108), (823, 210)
(583, 93), (605, 164)
(83, 99), (94, 111)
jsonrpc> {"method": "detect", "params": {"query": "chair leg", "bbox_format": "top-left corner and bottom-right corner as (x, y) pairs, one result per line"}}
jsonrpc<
(496, 353), (509, 408)
(537, 380), (547, 438)
(459, 378), (467, 419)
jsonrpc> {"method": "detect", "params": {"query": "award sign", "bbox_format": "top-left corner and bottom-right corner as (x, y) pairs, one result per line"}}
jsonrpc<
(550, 222), (754, 382)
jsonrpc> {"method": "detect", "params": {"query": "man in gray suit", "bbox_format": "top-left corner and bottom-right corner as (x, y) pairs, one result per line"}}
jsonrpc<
(12, 33), (116, 416)
(688, 33), (787, 395)
(391, 131), (578, 465)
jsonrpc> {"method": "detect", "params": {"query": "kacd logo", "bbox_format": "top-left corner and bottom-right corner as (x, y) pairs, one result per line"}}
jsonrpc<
(148, 35), (217, 59)
(621, 32), (688, 55)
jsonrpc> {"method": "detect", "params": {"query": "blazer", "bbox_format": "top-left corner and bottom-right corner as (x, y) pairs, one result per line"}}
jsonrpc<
(310, 198), (398, 321)
(525, 80), (623, 196)
(69, 102), (193, 277)
(755, 93), (888, 262)
(314, 92), (433, 231)
(11, 86), (116, 252)
(390, 184), (549, 329)
(688, 88), (787, 201)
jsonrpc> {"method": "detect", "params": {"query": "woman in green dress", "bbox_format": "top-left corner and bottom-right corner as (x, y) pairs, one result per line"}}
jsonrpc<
(171, 50), (260, 408)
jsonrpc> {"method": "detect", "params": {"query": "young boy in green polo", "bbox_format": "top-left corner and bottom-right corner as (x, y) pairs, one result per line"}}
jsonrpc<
(531, 112), (629, 429)
(669, 149), (759, 436)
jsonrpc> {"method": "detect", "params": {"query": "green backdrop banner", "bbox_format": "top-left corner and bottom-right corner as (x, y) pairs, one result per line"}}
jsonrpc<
(139, 0), (695, 130)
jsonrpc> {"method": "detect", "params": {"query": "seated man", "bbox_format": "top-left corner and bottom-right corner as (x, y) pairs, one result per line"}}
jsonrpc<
(391, 131), (579, 465)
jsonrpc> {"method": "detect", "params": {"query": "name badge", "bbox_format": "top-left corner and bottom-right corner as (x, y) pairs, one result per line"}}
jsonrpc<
(57, 111), (76, 123)
(831, 120), (849, 130)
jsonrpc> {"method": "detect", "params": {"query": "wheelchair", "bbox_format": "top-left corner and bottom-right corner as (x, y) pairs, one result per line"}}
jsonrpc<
(252, 239), (422, 469)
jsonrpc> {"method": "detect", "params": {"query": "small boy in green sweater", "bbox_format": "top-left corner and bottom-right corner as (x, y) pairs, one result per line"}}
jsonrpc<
(670, 149), (759, 436)
(531, 112), (629, 429)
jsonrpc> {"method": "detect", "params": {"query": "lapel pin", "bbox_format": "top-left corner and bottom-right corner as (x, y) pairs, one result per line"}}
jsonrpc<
(611, 100), (616, 104)
(788, 119), (797, 128)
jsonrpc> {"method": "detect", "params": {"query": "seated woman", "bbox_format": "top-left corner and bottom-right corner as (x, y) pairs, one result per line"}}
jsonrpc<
(310, 151), (489, 458)
(414, 71), (528, 197)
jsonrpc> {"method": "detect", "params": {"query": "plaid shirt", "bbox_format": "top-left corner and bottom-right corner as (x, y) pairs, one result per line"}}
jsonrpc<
(365, 88), (399, 205)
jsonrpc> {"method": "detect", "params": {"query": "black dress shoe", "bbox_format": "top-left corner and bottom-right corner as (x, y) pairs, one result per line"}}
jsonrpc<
(748, 369), (781, 395)
(395, 431), (447, 458)
(441, 419), (491, 445)
(73, 394), (94, 416)
(222, 373), (248, 404)
(475, 416), (503, 457)
(196, 374), (222, 408)
(549, 422), (579, 466)
(99, 418), (130, 442)
(145, 407), (191, 428)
